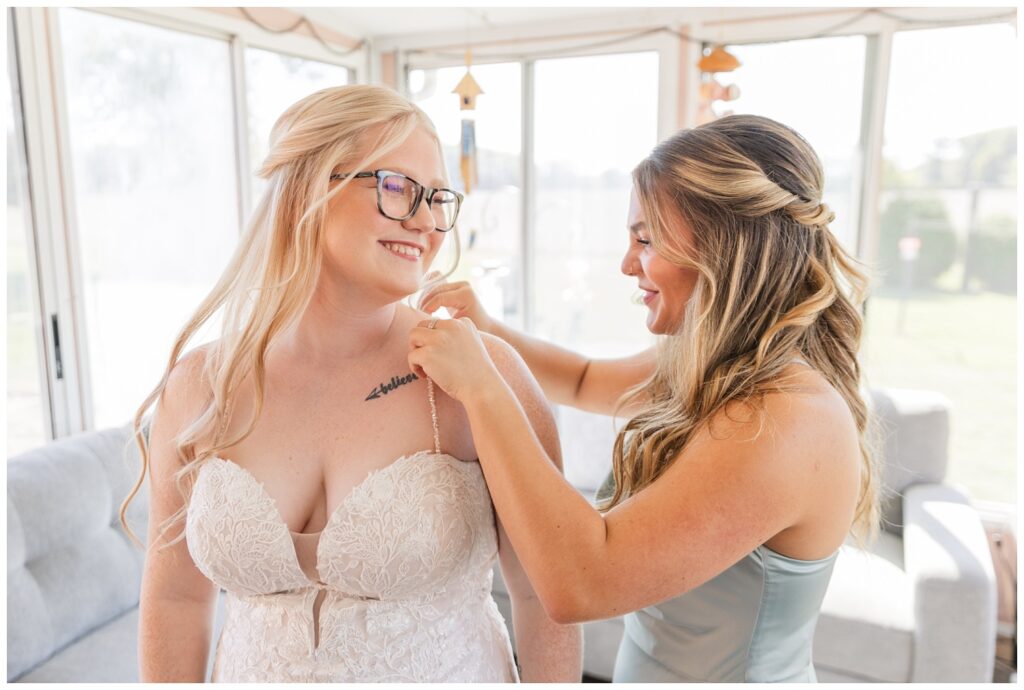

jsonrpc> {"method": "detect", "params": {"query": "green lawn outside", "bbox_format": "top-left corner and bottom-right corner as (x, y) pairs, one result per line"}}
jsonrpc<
(862, 288), (1017, 504)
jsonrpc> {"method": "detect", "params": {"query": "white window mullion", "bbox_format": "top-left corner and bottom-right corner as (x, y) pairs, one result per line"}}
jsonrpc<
(653, 31), (679, 140)
(520, 59), (535, 334)
(230, 35), (253, 229)
(8, 10), (54, 445)
(13, 7), (90, 436)
(856, 27), (894, 269)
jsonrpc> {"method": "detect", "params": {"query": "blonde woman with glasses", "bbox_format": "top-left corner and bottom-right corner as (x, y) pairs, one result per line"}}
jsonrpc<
(413, 114), (878, 683)
(122, 84), (581, 682)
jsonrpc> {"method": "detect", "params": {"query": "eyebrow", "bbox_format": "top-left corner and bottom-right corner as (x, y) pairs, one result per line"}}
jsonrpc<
(629, 221), (648, 234)
(380, 166), (447, 188)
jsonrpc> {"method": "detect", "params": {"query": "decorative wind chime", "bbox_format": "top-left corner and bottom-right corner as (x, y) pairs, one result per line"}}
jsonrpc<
(452, 49), (483, 194)
(696, 44), (741, 125)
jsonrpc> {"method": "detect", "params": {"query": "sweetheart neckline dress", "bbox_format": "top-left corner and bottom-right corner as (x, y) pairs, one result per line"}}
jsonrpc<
(185, 380), (518, 682)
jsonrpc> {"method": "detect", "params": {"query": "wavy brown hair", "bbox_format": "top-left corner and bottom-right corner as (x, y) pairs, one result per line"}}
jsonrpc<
(119, 84), (458, 549)
(602, 114), (878, 543)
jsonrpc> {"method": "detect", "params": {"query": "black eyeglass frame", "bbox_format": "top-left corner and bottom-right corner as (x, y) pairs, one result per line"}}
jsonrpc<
(329, 169), (464, 232)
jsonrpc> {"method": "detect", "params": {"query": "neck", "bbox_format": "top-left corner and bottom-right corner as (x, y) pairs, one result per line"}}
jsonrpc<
(282, 286), (403, 363)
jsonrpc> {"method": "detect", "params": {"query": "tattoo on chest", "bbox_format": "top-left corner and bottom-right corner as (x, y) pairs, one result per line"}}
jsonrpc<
(365, 372), (420, 401)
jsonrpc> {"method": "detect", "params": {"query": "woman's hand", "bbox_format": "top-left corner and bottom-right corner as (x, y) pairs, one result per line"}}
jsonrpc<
(418, 273), (496, 334)
(408, 317), (505, 405)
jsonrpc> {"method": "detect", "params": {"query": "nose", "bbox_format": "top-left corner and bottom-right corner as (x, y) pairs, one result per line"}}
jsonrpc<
(402, 192), (437, 234)
(621, 244), (640, 277)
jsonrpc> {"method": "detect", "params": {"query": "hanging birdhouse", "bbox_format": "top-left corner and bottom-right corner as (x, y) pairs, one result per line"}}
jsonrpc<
(454, 49), (482, 193)
(453, 71), (484, 110)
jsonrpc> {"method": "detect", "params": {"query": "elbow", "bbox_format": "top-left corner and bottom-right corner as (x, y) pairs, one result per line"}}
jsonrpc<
(539, 586), (595, 625)
(548, 606), (585, 626)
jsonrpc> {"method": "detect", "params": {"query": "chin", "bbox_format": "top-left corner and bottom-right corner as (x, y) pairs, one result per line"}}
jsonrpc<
(384, 282), (421, 302)
(645, 309), (682, 336)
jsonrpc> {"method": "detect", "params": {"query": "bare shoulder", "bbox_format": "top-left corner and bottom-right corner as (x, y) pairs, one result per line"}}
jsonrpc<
(671, 367), (860, 551)
(680, 367), (860, 508)
(479, 331), (549, 410)
(479, 331), (526, 374)
(478, 331), (563, 468)
(157, 342), (219, 432)
(701, 368), (855, 447)
(763, 368), (859, 450)
(752, 368), (862, 551)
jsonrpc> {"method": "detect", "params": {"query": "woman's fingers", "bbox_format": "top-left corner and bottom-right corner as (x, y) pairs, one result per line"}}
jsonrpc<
(408, 321), (439, 377)
(417, 280), (455, 310)
(420, 282), (470, 314)
(419, 278), (479, 315)
(422, 280), (467, 300)
(407, 316), (492, 403)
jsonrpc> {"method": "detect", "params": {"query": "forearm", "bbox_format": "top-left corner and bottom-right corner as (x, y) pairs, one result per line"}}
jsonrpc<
(512, 595), (583, 682)
(466, 378), (607, 617)
(487, 320), (590, 406)
(138, 597), (213, 682)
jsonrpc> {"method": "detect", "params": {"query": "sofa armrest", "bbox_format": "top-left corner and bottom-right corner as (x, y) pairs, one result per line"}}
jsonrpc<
(903, 483), (997, 682)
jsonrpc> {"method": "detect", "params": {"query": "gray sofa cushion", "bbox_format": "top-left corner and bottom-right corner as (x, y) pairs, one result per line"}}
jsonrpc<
(7, 425), (146, 681)
(15, 592), (229, 683)
(813, 531), (915, 682)
(17, 608), (140, 683)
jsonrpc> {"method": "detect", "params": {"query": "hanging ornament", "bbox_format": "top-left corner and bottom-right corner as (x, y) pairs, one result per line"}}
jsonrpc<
(697, 44), (741, 73)
(452, 49), (483, 194)
(453, 50), (483, 109)
(696, 44), (741, 124)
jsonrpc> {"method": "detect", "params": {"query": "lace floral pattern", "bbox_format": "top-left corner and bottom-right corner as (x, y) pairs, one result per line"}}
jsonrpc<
(186, 453), (518, 682)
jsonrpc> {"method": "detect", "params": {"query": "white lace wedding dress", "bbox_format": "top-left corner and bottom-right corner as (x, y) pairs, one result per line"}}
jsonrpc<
(185, 381), (518, 682)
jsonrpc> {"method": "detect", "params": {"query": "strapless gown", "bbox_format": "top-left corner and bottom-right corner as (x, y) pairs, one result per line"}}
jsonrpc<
(185, 382), (518, 682)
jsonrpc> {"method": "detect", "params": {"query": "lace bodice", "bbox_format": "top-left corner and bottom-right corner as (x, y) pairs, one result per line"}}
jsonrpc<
(184, 380), (517, 682)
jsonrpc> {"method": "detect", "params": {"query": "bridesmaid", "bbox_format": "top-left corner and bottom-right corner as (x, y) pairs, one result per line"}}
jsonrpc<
(412, 114), (878, 682)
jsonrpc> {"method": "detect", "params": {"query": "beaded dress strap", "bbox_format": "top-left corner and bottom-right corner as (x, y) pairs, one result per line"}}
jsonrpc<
(426, 378), (441, 454)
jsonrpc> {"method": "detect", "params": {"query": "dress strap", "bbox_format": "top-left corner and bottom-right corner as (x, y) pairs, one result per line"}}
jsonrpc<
(426, 378), (441, 454)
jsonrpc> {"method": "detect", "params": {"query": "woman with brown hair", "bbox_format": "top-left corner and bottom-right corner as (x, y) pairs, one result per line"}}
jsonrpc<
(412, 114), (878, 682)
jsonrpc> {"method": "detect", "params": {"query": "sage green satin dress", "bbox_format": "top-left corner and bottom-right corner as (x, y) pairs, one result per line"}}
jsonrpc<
(613, 545), (837, 682)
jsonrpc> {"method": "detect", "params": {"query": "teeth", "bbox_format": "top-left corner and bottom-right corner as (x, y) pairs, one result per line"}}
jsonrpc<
(382, 242), (422, 258)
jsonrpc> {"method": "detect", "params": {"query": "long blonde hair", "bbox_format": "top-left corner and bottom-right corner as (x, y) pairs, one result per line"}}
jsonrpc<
(603, 114), (878, 543)
(120, 84), (456, 548)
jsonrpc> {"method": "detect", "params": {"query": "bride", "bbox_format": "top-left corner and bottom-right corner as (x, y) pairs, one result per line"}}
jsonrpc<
(121, 84), (581, 682)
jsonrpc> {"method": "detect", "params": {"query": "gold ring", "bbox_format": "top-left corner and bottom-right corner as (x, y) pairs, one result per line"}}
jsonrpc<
(427, 318), (438, 329)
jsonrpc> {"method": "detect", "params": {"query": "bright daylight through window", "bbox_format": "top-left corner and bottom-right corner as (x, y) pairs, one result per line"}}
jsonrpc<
(862, 23), (1017, 505)
(58, 8), (239, 429)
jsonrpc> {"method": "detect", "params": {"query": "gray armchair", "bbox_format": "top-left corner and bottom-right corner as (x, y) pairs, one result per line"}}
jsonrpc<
(814, 388), (997, 682)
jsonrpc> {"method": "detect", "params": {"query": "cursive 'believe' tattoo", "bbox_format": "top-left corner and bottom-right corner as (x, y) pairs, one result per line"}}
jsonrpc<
(365, 372), (420, 401)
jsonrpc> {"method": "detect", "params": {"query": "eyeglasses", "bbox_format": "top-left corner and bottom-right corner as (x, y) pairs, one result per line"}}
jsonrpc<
(330, 170), (463, 232)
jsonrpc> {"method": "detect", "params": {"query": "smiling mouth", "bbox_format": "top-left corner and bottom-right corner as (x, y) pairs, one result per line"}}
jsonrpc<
(641, 289), (659, 305)
(380, 241), (422, 261)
